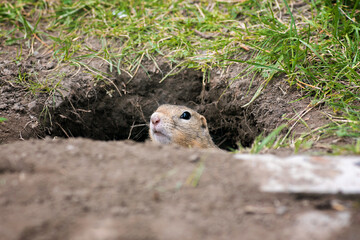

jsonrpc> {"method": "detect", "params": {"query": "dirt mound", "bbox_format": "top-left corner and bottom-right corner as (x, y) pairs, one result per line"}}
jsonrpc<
(0, 42), (329, 149)
(49, 58), (318, 149)
(0, 138), (357, 240)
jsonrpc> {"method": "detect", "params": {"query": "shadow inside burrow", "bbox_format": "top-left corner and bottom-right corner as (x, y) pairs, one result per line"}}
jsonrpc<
(46, 64), (262, 151)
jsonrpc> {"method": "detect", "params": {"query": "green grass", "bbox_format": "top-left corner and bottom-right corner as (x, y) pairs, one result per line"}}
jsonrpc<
(0, 117), (8, 123)
(0, 0), (359, 153)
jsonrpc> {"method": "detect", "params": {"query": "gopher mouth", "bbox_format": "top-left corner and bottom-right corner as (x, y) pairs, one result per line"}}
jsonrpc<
(153, 131), (166, 138)
(151, 129), (171, 144)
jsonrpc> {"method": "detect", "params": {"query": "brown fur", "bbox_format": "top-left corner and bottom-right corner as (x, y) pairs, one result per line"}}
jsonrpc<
(149, 104), (217, 149)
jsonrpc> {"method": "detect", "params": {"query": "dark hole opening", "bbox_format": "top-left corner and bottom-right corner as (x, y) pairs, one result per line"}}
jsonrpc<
(47, 68), (261, 151)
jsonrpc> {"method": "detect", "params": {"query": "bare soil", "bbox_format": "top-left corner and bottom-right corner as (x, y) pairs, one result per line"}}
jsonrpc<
(1, 42), (358, 240)
(0, 138), (359, 240)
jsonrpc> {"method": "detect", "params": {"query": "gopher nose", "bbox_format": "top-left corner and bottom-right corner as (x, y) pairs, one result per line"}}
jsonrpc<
(151, 114), (160, 126)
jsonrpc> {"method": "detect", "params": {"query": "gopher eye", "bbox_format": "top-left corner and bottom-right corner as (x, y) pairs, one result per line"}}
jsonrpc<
(180, 111), (191, 120)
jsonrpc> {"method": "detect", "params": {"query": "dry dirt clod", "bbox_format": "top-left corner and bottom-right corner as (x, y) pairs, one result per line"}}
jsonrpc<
(189, 154), (200, 163)
(243, 205), (276, 214)
(0, 103), (8, 110)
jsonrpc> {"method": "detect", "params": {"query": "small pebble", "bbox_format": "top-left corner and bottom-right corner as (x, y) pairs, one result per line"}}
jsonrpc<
(189, 154), (200, 163)
(27, 101), (37, 111)
(45, 62), (55, 70)
(0, 103), (8, 110)
(12, 103), (24, 112)
(2, 69), (12, 76)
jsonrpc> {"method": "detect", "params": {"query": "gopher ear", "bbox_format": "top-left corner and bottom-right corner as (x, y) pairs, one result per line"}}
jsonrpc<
(200, 116), (207, 128)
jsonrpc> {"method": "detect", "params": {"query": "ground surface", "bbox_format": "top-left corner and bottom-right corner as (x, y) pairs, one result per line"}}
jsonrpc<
(0, 138), (359, 240)
(0, 7), (358, 239)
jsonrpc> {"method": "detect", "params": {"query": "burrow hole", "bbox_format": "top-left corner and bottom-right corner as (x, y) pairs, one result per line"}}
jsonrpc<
(48, 67), (262, 150)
